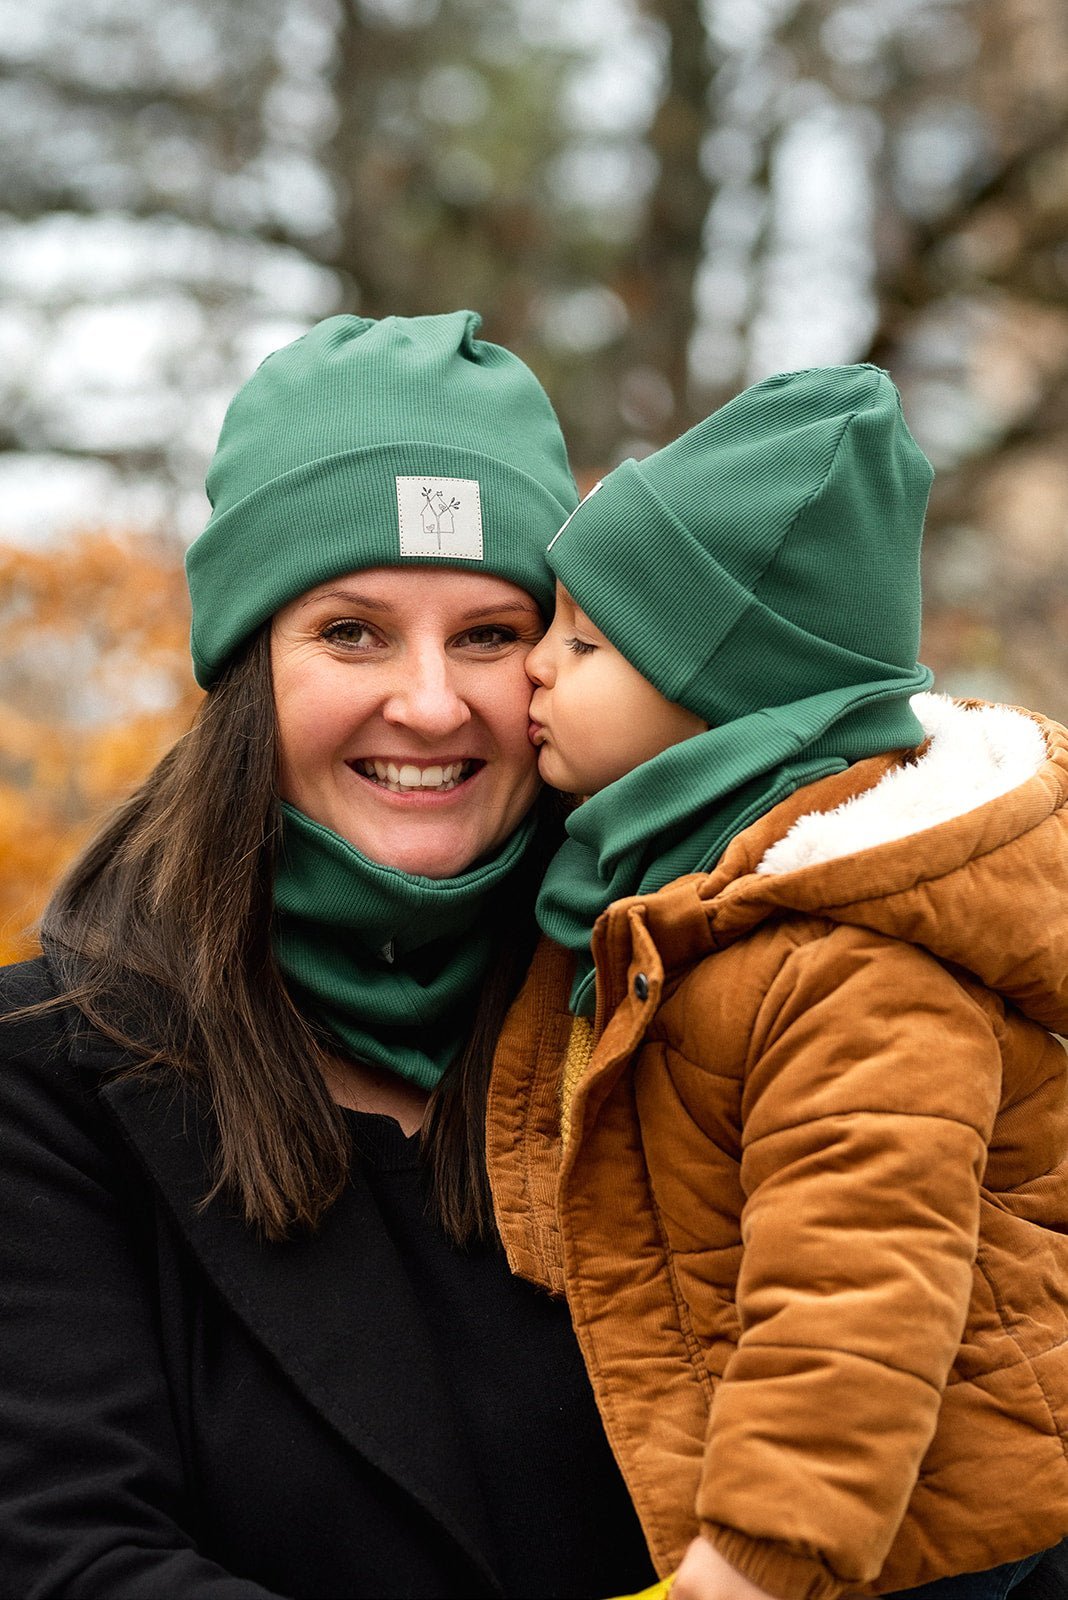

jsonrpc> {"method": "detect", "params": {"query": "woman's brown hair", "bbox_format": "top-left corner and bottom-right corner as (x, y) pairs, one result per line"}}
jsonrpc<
(41, 627), (553, 1245)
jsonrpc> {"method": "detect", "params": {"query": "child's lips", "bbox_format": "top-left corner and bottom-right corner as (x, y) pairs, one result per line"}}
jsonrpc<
(528, 719), (547, 747)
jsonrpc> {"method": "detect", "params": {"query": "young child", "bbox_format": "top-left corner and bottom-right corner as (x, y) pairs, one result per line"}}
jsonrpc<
(485, 364), (1068, 1600)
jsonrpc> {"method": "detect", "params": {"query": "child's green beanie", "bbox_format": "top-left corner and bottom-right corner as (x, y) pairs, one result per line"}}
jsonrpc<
(546, 364), (932, 725)
(186, 311), (578, 687)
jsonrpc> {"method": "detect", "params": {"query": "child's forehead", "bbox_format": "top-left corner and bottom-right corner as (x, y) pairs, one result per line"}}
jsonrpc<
(558, 585), (601, 632)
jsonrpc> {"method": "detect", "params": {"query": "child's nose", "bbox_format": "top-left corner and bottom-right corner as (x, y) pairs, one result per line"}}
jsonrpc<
(525, 635), (553, 686)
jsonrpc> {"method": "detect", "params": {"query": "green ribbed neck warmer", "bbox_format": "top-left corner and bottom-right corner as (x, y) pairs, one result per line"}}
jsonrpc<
(273, 804), (538, 1088)
(537, 672), (931, 1016)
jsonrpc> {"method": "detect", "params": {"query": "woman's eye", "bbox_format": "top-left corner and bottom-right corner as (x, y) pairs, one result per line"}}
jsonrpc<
(565, 636), (596, 656)
(458, 625), (519, 651)
(320, 619), (381, 650)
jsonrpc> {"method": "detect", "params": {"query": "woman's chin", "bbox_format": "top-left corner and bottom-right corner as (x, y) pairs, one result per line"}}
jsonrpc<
(331, 813), (516, 881)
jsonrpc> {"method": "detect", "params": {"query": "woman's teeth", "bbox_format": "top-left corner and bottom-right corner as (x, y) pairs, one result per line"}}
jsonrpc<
(355, 759), (473, 794)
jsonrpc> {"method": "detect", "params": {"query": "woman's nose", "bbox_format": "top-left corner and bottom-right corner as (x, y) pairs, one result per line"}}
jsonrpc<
(381, 646), (472, 736)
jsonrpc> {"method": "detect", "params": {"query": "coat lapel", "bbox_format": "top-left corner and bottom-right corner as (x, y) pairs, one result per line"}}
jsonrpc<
(93, 1051), (501, 1595)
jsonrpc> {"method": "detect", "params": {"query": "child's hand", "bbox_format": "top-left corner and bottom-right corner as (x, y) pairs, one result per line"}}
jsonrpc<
(670, 1536), (779, 1600)
(603, 1535), (783, 1600)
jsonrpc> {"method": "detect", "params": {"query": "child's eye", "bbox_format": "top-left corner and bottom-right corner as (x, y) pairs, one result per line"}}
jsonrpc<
(457, 625), (519, 651)
(320, 618), (382, 650)
(565, 636), (596, 656)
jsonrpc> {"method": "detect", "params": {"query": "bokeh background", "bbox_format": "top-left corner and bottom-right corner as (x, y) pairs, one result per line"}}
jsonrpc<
(1, 0), (1066, 955)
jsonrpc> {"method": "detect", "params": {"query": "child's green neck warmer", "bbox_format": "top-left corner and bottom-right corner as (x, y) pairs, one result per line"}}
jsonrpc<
(273, 803), (537, 1088)
(536, 673), (931, 1017)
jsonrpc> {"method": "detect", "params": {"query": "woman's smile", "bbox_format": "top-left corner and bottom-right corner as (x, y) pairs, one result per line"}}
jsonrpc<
(348, 756), (484, 796)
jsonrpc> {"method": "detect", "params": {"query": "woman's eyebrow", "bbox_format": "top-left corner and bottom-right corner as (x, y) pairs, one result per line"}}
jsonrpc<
(459, 602), (540, 622)
(296, 594), (538, 621)
(298, 589), (396, 613)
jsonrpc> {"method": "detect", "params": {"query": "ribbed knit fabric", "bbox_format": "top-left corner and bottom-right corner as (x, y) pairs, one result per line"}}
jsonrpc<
(539, 366), (935, 1013)
(273, 803), (539, 1088)
(187, 312), (578, 685)
(559, 1015), (595, 1146)
(548, 365), (931, 723)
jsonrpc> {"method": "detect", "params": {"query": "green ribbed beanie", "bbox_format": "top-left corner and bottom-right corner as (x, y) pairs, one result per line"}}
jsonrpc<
(547, 363), (932, 723)
(186, 311), (578, 687)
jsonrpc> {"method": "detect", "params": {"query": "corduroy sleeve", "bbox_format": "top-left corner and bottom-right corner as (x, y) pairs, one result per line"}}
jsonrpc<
(0, 961), (288, 1600)
(694, 924), (1002, 1600)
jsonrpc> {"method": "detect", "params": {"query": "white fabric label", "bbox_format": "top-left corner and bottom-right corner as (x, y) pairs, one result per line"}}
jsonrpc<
(395, 476), (483, 560)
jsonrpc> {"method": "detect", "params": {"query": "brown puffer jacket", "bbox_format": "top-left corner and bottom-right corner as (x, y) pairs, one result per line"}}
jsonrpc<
(487, 696), (1068, 1599)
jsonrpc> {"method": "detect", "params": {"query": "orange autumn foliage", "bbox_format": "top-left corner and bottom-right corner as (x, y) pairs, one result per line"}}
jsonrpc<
(0, 529), (202, 963)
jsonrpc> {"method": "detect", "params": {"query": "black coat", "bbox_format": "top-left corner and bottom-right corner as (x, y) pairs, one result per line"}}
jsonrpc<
(0, 956), (545, 1599)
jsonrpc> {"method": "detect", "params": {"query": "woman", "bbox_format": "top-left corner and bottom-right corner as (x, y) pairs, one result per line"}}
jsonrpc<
(0, 312), (658, 1599)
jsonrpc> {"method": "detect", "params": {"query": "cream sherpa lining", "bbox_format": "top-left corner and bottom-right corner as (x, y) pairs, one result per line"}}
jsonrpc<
(755, 693), (1048, 876)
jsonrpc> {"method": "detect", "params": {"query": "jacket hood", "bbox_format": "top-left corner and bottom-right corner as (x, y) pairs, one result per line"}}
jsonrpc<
(633, 694), (1068, 1037)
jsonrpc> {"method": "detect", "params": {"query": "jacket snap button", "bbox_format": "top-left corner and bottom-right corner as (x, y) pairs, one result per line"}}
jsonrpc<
(633, 973), (649, 1001)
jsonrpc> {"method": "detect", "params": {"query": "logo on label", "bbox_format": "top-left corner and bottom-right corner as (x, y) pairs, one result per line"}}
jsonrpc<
(396, 476), (483, 560)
